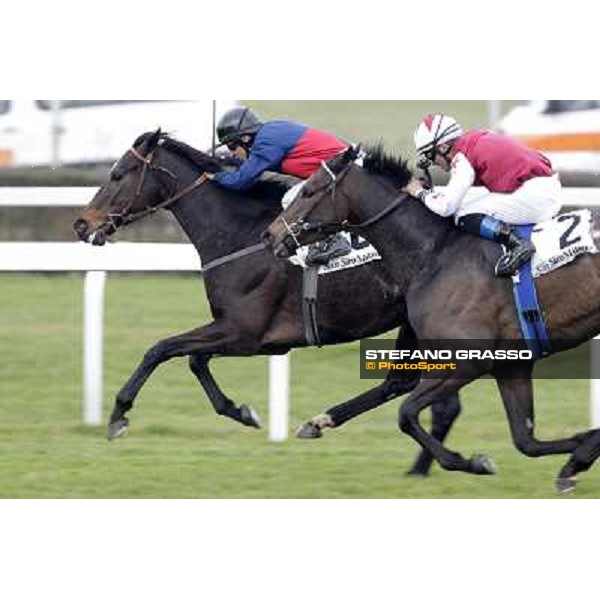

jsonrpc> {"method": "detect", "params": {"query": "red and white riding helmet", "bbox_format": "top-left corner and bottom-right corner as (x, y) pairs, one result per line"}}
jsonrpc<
(414, 113), (463, 158)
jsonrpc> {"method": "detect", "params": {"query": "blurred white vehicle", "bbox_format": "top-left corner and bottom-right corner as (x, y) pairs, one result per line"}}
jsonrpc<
(0, 100), (238, 168)
(499, 100), (600, 172)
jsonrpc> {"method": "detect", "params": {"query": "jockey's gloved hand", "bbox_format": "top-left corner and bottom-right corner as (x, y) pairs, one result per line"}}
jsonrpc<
(403, 178), (425, 199)
(418, 175), (432, 190)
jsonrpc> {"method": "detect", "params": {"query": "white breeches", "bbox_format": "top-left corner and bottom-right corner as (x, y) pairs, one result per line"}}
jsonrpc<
(454, 174), (562, 225)
(281, 181), (307, 210)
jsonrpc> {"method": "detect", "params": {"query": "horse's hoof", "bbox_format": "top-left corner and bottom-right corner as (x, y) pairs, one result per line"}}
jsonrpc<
(405, 469), (429, 478)
(555, 476), (577, 494)
(296, 421), (323, 439)
(469, 453), (497, 475)
(107, 417), (129, 440)
(240, 405), (262, 429)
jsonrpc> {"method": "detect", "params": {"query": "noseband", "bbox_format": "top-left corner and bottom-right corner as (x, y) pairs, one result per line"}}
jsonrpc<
(278, 160), (351, 252)
(102, 146), (209, 233)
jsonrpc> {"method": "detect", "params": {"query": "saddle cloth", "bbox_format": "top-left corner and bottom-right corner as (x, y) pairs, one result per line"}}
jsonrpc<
(511, 209), (598, 358)
(529, 209), (598, 278)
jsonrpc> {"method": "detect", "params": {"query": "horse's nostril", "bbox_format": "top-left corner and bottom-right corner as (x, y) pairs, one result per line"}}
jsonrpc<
(74, 219), (88, 236)
(261, 230), (273, 245)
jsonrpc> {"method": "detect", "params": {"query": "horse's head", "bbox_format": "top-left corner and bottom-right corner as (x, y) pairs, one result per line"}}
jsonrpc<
(263, 145), (360, 259)
(73, 129), (179, 245)
(264, 143), (414, 259)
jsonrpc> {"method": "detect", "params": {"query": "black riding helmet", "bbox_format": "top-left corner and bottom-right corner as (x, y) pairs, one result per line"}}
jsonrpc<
(216, 106), (263, 148)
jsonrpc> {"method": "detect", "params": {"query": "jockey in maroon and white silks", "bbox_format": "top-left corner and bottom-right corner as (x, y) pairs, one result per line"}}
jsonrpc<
(404, 114), (562, 277)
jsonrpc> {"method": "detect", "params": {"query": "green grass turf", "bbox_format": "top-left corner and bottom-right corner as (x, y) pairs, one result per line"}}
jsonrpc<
(0, 273), (597, 498)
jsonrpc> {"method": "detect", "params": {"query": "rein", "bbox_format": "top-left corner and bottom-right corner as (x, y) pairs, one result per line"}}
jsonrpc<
(114, 147), (209, 227)
(97, 145), (268, 274)
(98, 147), (209, 236)
(287, 161), (407, 239)
(344, 194), (406, 231)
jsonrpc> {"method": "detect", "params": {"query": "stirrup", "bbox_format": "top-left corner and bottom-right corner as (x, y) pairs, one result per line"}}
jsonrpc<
(306, 235), (351, 266)
(495, 244), (535, 277)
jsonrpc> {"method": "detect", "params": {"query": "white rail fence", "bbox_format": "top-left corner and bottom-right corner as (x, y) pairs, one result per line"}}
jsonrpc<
(0, 184), (291, 440)
(1, 187), (600, 434)
(0, 241), (290, 440)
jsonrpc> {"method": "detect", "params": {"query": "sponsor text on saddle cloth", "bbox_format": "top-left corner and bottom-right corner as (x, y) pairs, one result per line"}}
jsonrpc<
(289, 232), (381, 273)
(512, 209), (598, 358)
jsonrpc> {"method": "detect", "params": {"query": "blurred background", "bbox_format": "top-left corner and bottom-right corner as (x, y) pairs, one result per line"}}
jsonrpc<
(1, 100), (599, 243)
(2, 100), (600, 498)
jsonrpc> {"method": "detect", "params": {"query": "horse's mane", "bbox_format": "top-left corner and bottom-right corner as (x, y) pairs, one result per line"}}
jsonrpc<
(134, 131), (291, 206)
(134, 131), (224, 173)
(362, 143), (413, 189)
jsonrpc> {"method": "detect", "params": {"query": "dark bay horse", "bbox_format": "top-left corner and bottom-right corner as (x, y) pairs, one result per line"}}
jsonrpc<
(265, 144), (600, 492)
(73, 130), (464, 476)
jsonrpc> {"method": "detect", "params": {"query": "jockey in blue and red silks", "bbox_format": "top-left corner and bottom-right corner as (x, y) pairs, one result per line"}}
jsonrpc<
(209, 106), (351, 265)
(403, 113), (563, 277)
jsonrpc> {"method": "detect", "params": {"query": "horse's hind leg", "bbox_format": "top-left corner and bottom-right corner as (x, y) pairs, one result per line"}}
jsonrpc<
(188, 354), (261, 428)
(556, 430), (600, 493)
(495, 370), (597, 493)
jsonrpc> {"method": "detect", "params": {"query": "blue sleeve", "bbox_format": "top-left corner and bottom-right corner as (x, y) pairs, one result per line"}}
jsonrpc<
(213, 138), (287, 191)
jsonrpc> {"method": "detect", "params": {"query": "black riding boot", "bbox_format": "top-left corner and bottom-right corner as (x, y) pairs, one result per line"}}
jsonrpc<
(457, 214), (536, 278)
(306, 234), (352, 266)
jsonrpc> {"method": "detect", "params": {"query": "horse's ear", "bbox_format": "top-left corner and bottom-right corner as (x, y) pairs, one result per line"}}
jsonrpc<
(146, 128), (162, 152)
(343, 144), (360, 163)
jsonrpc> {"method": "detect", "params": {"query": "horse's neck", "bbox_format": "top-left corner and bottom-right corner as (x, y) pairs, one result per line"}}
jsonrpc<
(163, 154), (274, 266)
(169, 191), (258, 265)
(352, 188), (451, 290)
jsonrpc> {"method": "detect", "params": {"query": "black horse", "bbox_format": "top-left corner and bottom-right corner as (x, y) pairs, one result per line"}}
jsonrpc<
(73, 130), (464, 476)
(265, 144), (600, 492)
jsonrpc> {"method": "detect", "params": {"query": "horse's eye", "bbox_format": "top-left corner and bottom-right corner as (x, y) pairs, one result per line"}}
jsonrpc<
(111, 170), (123, 182)
(301, 185), (314, 198)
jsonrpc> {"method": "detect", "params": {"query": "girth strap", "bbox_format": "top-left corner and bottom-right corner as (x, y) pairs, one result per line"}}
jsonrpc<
(302, 266), (322, 347)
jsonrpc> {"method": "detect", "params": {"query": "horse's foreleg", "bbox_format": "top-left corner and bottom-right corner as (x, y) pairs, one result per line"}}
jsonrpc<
(108, 321), (237, 439)
(407, 392), (462, 476)
(297, 326), (422, 437)
(188, 353), (262, 428)
(297, 374), (421, 439)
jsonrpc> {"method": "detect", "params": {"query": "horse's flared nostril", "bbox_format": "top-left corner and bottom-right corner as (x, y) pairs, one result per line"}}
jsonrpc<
(261, 230), (273, 246)
(73, 219), (88, 237)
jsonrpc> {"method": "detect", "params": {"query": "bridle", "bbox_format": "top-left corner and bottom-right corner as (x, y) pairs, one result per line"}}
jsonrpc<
(279, 157), (407, 253)
(278, 158), (350, 247)
(102, 146), (209, 233)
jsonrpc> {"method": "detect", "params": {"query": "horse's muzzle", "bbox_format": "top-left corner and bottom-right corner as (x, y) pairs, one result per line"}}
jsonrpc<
(73, 218), (89, 240)
(73, 218), (108, 246)
(87, 229), (108, 246)
(276, 233), (301, 259)
(261, 229), (296, 259)
(260, 229), (274, 247)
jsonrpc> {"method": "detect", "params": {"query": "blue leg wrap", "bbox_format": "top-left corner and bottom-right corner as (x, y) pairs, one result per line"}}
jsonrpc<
(479, 215), (503, 242)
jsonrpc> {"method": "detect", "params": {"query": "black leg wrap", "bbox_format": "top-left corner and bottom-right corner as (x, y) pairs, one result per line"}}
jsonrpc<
(456, 214), (486, 237)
